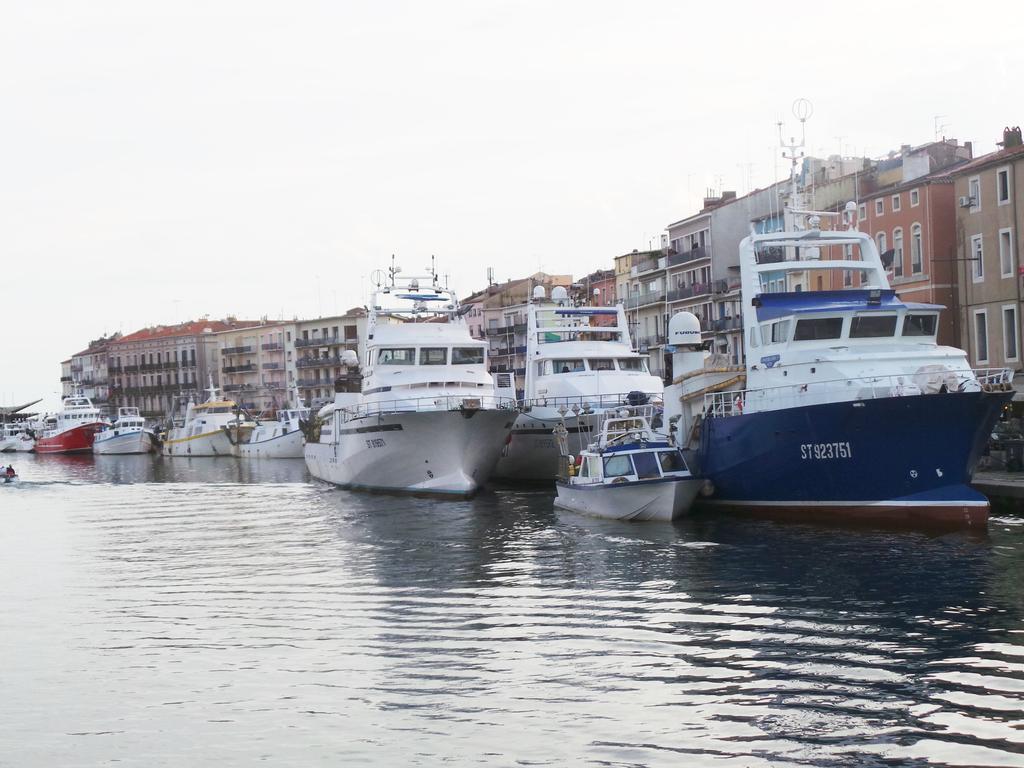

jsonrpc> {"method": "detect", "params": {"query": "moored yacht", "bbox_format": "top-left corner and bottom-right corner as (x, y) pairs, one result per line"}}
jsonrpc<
(665, 222), (1013, 527)
(493, 287), (664, 481)
(304, 262), (516, 495)
(93, 407), (154, 455)
(0, 423), (36, 453)
(236, 393), (309, 459)
(162, 380), (256, 457)
(35, 391), (108, 454)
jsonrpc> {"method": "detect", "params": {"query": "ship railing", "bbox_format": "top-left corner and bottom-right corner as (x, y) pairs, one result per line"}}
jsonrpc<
(338, 394), (518, 421)
(704, 367), (1014, 418)
(521, 391), (660, 413)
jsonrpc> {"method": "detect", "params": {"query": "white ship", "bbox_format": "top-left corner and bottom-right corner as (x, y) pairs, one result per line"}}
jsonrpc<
(236, 396), (309, 459)
(304, 261), (516, 496)
(93, 407), (154, 455)
(554, 405), (701, 521)
(162, 380), (256, 457)
(493, 286), (664, 481)
(0, 423), (36, 453)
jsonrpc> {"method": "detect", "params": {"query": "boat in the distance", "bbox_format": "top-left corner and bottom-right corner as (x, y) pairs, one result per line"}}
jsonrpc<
(305, 261), (516, 495)
(492, 287), (664, 481)
(665, 219), (1013, 527)
(93, 407), (155, 455)
(236, 393), (309, 459)
(34, 392), (108, 454)
(162, 380), (256, 457)
(554, 405), (701, 521)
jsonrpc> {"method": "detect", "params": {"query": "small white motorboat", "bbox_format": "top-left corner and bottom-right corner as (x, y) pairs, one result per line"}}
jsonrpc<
(554, 405), (702, 522)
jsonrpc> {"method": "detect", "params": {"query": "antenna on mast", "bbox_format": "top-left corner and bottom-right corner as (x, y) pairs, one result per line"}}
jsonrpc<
(778, 98), (813, 228)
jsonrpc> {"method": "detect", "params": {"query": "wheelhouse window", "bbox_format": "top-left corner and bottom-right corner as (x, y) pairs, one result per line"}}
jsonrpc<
(850, 315), (897, 338)
(451, 347), (484, 365)
(553, 359), (585, 373)
(617, 358), (647, 372)
(761, 318), (792, 345)
(793, 317), (844, 341)
(631, 452), (661, 480)
(658, 450), (687, 473)
(378, 348), (416, 365)
(603, 455), (633, 477)
(419, 347), (447, 365)
(588, 359), (615, 371)
(902, 314), (937, 337)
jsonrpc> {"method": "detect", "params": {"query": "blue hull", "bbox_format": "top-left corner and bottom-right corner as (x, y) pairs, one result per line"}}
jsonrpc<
(697, 391), (1012, 527)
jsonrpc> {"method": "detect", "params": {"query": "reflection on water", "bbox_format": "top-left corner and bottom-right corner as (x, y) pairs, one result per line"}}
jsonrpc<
(1, 455), (1023, 766)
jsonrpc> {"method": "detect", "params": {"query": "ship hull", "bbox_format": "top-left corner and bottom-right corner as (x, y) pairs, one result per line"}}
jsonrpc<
(697, 391), (1012, 527)
(493, 411), (595, 482)
(162, 428), (235, 457)
(305, 409), (514, 496)
(555, 477), (702, 521)
(35, 423), (105, 454)
(93, 430), (153, 455)
(237, 429), (304, 459)
(0, 436), (35, 453)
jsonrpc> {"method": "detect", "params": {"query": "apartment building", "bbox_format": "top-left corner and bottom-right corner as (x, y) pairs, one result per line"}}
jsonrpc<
(215, 323), (294, 413)
(294, 311), (366, 407)
(954, 127), (1024, 371)
(108, 318), (260, 419)
(69, 335), (120, 413)
(615, 249), (669, 377)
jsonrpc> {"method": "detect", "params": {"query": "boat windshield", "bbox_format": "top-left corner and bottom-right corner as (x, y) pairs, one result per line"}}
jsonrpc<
(378, 348), (416, 365)
(631, 452), (661, 479)
(903, 314), (937, 337)
(603, 455), (633, 477)
(588, 359), (615, 371)
(658, 450), (687, 473)
(850, 315), (897, 338)
(617, 358), (647, 371)
(452, 347), (485, 364)
(553, 359), (585, 373)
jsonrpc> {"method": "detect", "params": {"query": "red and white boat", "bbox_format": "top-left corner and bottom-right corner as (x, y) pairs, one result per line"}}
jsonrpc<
(35, 392), (109, 454)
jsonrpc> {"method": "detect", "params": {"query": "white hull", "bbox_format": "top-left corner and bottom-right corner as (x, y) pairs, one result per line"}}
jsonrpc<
(162, 428), (235, 457)
(237, 429), (304, 459)
(554, 477), (702, 521)
(494, 411), (596, 482)
(0, 437), (35, 453)
(305, 409), (514, 495)
(93, 430), (153, 455)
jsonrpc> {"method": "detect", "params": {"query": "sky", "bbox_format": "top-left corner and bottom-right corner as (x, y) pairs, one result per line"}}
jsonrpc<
(2, 0), (1021, 408)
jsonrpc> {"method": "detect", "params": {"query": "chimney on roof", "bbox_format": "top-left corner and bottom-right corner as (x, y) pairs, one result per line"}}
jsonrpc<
(1000, 126), (1023, 149)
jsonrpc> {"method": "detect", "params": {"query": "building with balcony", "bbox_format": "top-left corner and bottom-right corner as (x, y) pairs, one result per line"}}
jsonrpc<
(68, 334), (121, 414)
(614, 249), (669, 377)
(293, 311), (367, 407)
(107, 317), (260, 419)
(953, 127), (1024, 371)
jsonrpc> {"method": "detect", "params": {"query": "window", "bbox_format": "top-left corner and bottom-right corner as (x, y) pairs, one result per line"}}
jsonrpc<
(876, 231), (887, 263)
(553, 359), (585, 373)
(419, 347), (448, 365)
(793, 317), (843, 341)
(617, 358), (646, 371)
(451, 347), (484, 365)
(1000, 228), (1015, 278)
(969, 176), (981, 212)
(911, 224), (923, 274)
(875, 199), (884, 216)
(971, 234), (984, 282)
(603, 455), (633, 478)
(850, 315), (897, 338)
(910, 188), (920, 207)
(857, 203), (867, 222)
(378, 348), (416, 365)
(892, 194), (901, 212)
(631, 452), (661, 479)
(588, 359), (615, 371)
(974, 310), (989, 363)
(1004, 306), (1019, 362)
(658, 450), (688, 473)
(892, 228), (904, 278)
(997, 167), (1011, 205)
(769, 319), (792, 344)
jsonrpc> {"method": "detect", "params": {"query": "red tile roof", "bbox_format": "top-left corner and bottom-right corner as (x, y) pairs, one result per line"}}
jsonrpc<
(950, 143), (1024, 176)
(111, 319), (262, 345)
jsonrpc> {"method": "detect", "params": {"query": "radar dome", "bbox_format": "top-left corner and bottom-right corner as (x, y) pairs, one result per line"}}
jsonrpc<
(340, 349), (359, 367)
(551, 286), (569, 303)
(532, 285), (546, 299)
(668, 312), (702, 346)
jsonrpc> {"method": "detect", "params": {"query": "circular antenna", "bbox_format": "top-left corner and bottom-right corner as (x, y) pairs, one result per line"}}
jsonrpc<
(551, 286), (569, 303)
(370, 269), (386, 287)
(792, 98), (813, 122)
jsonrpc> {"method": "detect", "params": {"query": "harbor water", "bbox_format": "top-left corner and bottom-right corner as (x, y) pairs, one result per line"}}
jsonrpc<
(3, 454), (1024, 767)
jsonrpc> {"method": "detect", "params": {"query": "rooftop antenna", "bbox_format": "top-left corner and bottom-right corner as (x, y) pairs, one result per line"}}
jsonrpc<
(389, 254), (400, 286)
(486, 267), (495, 286)
(933, 115), (949, 141)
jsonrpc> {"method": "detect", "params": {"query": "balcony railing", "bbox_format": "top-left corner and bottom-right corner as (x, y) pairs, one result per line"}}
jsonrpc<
(485, 323), (527, 337)
(297, 378), (333, 388)
(625, 289), (666, 310)
(667, 282), (712, 303)
(297, 355), (348, 369)
(262, 362), (283, 370)
(667, 246), (711, 268)
(223, 345), (254, 356)
(60, 375), (73, 382)
(223, 384), (257, 393)
(711, 316), (743, 332)
(261, 342), (283, 351)
(295, 335), (357, 348)
(223, 364), (257, 374)
(714, 277), (742, 294)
